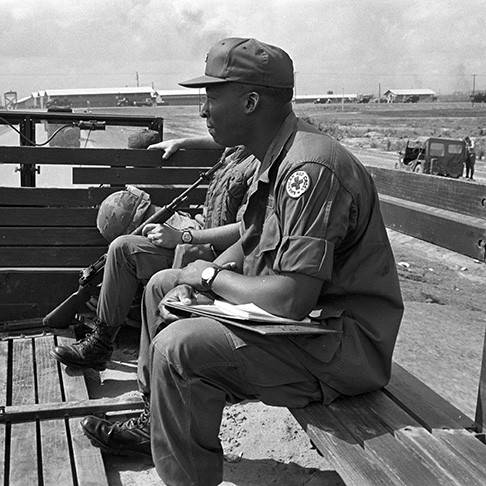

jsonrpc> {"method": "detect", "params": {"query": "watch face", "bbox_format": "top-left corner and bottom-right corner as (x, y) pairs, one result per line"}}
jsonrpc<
(201, 266), (216, 281)
(181, 231), (192, 243)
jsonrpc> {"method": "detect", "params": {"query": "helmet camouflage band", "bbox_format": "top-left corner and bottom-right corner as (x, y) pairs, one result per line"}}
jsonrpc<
(96, 185), (152, 242)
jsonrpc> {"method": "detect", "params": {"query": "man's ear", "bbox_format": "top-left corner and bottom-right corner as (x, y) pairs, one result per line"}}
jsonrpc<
(245, 91), (260, 113)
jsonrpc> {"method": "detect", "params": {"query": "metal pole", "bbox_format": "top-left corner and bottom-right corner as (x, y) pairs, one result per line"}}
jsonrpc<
(19, 116), (36, 187)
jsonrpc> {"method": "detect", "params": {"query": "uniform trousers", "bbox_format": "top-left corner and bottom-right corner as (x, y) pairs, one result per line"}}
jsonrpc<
(97, 235), (174, 327)
(138, 269), (323, 486)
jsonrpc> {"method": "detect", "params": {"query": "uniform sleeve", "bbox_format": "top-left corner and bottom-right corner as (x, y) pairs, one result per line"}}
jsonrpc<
(273, 162), (354, 281)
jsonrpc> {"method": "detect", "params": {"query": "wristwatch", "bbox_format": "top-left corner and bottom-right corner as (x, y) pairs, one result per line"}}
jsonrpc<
(181, 230), (193, 244)
(201, 266), (222, 290)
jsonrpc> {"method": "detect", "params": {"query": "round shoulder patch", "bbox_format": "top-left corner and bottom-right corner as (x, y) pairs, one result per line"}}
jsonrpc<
(286, 170), (311, 198)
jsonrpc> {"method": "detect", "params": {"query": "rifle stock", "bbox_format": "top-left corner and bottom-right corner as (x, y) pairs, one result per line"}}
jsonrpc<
(42, 154), (226, 328)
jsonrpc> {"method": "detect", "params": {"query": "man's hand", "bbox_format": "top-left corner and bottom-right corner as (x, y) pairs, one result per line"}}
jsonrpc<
(147, 138), (184, 160)
(142, 223), (182, 249)
(158, 284), (197, 323)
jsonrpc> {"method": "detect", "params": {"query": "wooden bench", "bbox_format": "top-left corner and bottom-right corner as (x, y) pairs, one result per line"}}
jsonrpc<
(1, 139), (486, 484)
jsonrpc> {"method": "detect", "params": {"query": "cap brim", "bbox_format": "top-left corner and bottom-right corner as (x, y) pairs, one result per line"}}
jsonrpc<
(179, 75), (230, 88)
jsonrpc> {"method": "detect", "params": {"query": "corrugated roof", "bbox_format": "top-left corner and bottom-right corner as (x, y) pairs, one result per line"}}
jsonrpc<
(41, 86), (156, 96)
(385, 89), (436, 96)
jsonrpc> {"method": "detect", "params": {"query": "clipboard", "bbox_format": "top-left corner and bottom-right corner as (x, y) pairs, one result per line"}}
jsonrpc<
(165, 301), (340, 336)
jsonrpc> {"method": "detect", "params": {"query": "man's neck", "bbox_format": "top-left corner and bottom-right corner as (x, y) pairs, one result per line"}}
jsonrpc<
(246, 105), (292, 163)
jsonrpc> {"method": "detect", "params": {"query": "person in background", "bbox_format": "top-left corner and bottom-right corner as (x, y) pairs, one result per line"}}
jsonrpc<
(50, 136), (258, 369)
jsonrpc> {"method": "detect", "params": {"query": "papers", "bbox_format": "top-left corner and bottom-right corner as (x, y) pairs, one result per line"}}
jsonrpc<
(164, 300), (340, 336)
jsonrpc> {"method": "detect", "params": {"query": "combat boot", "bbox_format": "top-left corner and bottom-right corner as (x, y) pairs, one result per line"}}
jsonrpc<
(50, 319), (117, 369)
(81, 395), (151, 458)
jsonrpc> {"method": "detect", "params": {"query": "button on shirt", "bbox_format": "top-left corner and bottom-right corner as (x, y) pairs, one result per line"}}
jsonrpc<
(240, 113), (403, 401)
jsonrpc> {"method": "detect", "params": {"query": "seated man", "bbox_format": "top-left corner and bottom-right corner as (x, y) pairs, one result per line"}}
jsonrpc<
(50, 137), (258, 369)
(80, 38), (403, 486)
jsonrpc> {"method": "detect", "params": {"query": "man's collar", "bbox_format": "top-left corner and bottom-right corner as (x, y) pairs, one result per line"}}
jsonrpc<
(258, 112), (297, 183)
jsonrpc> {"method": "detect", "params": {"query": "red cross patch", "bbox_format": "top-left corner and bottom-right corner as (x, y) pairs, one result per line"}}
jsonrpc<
(286, 170), (310, 198)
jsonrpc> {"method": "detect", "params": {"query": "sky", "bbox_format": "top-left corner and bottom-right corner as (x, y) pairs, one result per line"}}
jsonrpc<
(1, 0), (486, 100)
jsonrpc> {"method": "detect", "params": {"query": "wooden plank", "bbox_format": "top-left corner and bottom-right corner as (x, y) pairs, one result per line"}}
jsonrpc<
(369, 166), (486, 219)
(0, 246), (106, 267)
(0, 186), (207, 207)
(0, 207), (97, 226)
(1, 396), (145, 423)
(291, 403), (404, 485)
(0, 340), (8, 404)
(0, 146), (221, 168)
(327, 395), (455, 486)
(73, 166), (209, 185)
(57, 334), (108, 486)
(0, 423), (5, 486)
(35, 336), (74, 486)
(360, 392), (486, 485)
(385, 363), (475, 430)
(379, 195), (486, 261)
(9, 338), (38, 485)
(0, 227), (105, 246)
(0, 341), (7, 486)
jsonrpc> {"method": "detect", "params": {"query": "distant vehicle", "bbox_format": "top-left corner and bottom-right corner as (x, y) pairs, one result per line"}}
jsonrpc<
(314, 97), (331, 104)
(471, 91), (486, 103)
(396, 137), (467, 178)
(132, 98), (154, 107)
(116, 97), (130, 107)
(403, 95), (420, 103)
(357, 94), (373, 104)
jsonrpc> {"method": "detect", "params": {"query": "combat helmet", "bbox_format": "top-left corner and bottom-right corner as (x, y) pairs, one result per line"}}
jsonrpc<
(96, 185), (152, 242)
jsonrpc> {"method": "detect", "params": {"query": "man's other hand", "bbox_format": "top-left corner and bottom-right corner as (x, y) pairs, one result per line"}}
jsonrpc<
(158, 284), (197, 323)
(142, 223), (182, 249)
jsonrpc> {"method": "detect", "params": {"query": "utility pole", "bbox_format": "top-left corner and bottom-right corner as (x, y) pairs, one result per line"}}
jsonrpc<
(136, 71), (140, 87)
(378, 83), (381, 103)
(472, 73), (476, 97)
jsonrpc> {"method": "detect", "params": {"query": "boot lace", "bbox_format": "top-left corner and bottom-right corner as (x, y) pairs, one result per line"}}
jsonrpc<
(120, 397), (150, 430)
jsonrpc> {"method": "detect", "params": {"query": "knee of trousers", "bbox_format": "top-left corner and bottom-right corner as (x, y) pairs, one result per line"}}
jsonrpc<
(108, 234), (146, 255)
(151, 318), (230, 377)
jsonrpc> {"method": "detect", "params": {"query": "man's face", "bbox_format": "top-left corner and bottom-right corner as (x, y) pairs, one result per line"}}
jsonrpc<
(200, 83), (248, 147)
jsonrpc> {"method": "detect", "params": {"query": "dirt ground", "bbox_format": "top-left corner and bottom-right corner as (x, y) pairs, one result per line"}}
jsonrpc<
(85, 228), (486, 486)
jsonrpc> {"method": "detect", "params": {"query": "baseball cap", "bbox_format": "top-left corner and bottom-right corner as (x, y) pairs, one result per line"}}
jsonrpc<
(179, 38), (294, 89)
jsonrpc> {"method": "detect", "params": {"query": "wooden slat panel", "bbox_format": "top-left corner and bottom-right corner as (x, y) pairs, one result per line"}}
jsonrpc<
(360, 392), (486, 485)
(0, 186), (207, 207)
(0, 208), (97, 226)
(327, 395), (454, 486)
(0, 270), (80, 322)
(380, 195), (486, 261)
(0, 341), (7, 485)
(73, 166), (205, 185)
(369, 166), (486, 219)
(291, 403), (404, 485)
(35, 336), (73, 486)
(0, 227), (105, 246)
(57, 335), (108, 486)
(10, 338), (37, 485)
(385, 363), (475, 430)
(0, 246), (106, 267)
(0, 146), (221, 168)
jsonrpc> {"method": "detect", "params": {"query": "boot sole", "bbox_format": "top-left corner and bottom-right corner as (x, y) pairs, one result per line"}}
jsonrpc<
(81, 424), (153, 460)
(49, 349), (107, 371)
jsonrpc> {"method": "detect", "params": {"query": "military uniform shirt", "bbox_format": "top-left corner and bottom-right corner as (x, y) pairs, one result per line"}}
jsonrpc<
(240, 113), (404, 401)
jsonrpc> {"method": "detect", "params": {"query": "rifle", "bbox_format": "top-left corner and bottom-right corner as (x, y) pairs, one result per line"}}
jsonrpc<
(43, 155), (226, 328)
